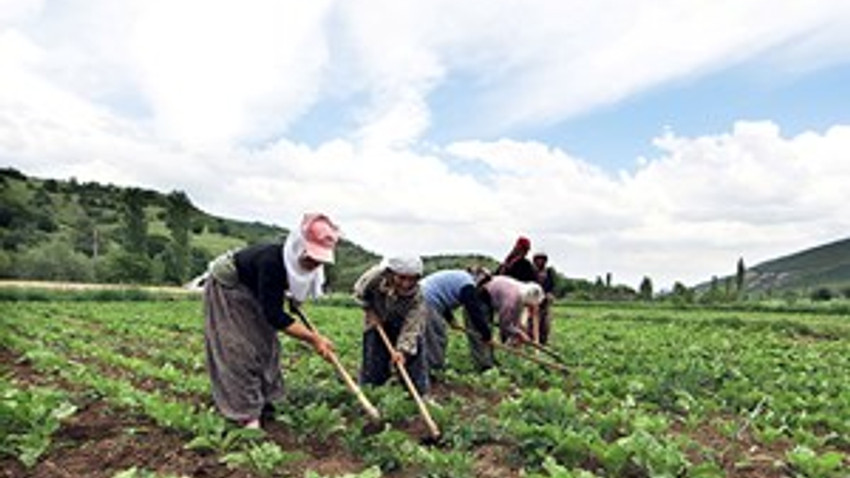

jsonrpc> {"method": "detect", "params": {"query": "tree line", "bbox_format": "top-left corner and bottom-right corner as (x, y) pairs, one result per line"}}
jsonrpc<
(1, 168), (279, 286)
(11, 167), (815, 302)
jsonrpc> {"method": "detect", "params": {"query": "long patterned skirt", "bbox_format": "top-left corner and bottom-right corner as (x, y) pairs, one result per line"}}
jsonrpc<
(203, 278), (283, 422)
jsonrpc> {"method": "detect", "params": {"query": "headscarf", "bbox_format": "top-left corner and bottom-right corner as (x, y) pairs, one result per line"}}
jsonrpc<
(283, 232), (325, 302)
(497, 236), (531, 274)
(382, 255), (424, 276)
(518, 282), (544, 305)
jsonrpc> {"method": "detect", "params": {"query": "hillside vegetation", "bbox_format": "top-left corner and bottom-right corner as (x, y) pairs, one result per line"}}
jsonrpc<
(4, 167), (849, 300)
(0, 168), (509, 293)
(746, 237), (850, 295)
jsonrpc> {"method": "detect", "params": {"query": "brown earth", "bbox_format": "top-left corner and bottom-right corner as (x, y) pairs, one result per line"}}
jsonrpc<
(0, 346), (522, 478)
(0, 345), (363, 478)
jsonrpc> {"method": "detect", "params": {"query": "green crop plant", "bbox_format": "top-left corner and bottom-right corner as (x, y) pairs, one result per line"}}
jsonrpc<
(184, 414), (262, 453)
(304, 466), (382, 478)
(112, 467), (191, 478)
(786, 445), (846, 478)
(369, 385), (417, 423)
(356, 428), (421, 472)
(601, 429), (687, 477)
(220, 441), (305, 477)
(2, 296), (848, 476)
(278, 402), (345, 443)
(525, 456), (602, 477)
(440, 414), (503, 450)
(413, 447), (475, 478)
(0, 378), (77, 467)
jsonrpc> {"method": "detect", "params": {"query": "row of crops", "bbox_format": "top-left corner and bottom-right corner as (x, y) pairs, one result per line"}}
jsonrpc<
(1, 295), (848, 477)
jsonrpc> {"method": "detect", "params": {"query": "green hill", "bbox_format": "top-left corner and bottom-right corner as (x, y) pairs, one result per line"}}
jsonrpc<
(0, 167), (498, 292)
(744, 237), (850, 295)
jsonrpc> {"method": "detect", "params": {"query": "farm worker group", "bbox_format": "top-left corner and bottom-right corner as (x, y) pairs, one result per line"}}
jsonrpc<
(201, 212), (556, 429)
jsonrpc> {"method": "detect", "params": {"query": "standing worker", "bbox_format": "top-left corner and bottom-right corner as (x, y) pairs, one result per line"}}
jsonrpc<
(203, 213), (340, 429)
(421, 268), (494, 372)
(355, 256), (430, 396)
(495, 236), (536, 283)
(532, 251), (556, 345)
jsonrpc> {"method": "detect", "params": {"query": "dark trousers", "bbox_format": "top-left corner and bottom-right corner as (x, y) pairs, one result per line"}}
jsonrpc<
(424, 308), (494, 372)
(360, 323), (429, 395)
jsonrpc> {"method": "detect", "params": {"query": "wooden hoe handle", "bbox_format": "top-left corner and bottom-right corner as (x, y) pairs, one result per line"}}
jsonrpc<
(492, 340), (571, 375)
(328, 351), (381, 420)
(292, 306), (381, 420)
(451, 323), (570, 375)
(372, 321), (441, 439)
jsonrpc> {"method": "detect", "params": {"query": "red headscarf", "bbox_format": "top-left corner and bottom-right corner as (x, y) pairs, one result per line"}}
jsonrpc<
(497, 236), (531, 273)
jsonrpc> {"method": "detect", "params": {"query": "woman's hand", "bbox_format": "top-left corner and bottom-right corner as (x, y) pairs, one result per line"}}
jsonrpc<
(508, 329), (531, 347)
(390, 350), (405, 367)
(311, 333), (335, 362)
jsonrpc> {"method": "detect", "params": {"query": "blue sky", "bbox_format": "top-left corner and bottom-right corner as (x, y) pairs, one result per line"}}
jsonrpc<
(2, 0), (850, 289)
(277, 37), (850, 174)
(539, 60), (850, 171)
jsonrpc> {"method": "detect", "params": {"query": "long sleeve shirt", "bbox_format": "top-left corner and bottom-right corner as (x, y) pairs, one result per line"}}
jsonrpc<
(500, 258), (537, 283)
(421, 269), (492, 342)
(353, 265), (428, 355)
(234, 243), (296, 330)
(484, 275), (528, 339)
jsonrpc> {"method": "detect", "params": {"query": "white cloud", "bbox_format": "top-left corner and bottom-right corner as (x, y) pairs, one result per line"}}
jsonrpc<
(615, 121), (850, 287)
(2, 1), (850, 292)
(0, 0), (43, 24)
(129, 0), (336, 149)
(484, 1), (848, 130)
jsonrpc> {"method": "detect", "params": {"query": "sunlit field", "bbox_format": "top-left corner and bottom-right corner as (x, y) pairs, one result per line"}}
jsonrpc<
(1, 292), (848, 477)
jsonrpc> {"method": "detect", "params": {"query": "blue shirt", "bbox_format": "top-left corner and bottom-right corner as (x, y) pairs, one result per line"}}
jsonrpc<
(421, 270), (475, 314)
(421, 269), (492, 341)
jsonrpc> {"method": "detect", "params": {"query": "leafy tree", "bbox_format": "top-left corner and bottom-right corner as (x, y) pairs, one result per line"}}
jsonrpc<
(146, 234), (170, 258)
(33, 187), (52, 208)
(594, 276), (604, 290)
(34, 213), (58, 233)
(72, 215), (103, 258)
(810, 287), (833, 301)
(215, 219), (230, 235)
(114, 188), (152, 283)
(164, 191), (192, 284)
(43, 179), (59, 192)
(190, 246), (213, 275)
(0, 250), (13, 278)
(0, 167), (26, 180)
(700, 275), (726, 304)
(99, 249), (153, 284)
(670, 281), (694, 305)
(0, 186), (53, 250)
(736, 257), (746, 298)
(638, 276), (653, 300)
(121, 188), (148, 255)
(15, 241), (95, 282)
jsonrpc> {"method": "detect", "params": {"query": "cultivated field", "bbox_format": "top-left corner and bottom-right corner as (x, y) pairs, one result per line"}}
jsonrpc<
(1, 293), (848, 477)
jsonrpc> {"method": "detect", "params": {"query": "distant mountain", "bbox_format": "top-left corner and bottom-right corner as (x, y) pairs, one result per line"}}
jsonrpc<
(692, 237), (850, 297)
(0, 167), (498, 292)
(744, 237), (850, 294)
